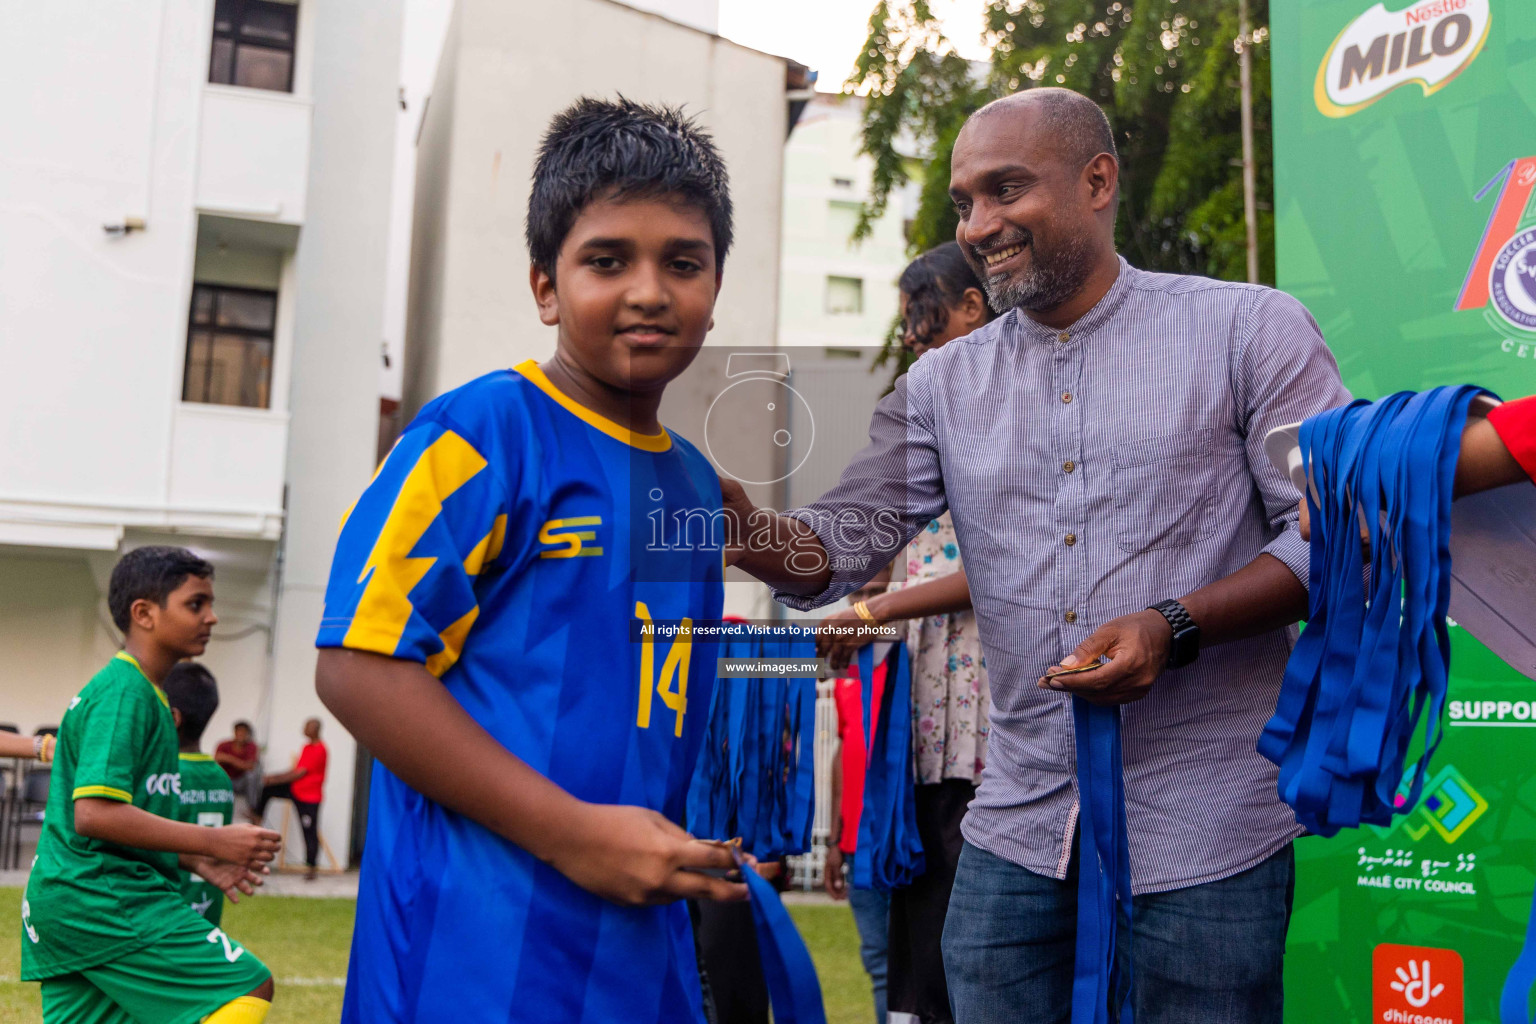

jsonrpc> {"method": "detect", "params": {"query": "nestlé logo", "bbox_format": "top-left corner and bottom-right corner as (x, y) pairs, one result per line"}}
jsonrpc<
(1315, 0), (1490, 118)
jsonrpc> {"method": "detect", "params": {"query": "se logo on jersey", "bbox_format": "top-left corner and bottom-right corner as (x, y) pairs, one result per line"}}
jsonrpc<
(539, 517), (604, 559)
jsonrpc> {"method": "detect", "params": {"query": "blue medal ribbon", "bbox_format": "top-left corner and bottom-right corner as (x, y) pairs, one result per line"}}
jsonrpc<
(1504, 899), (1536, 1024)
(853, 643), (925, 893)
(737, 843), (827, 1024)
(1071, 697), (1133, 1024)
(687, 626), (817, 859)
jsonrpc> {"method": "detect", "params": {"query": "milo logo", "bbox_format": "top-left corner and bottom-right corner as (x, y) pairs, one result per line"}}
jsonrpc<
(1315, 0), (1490, 118)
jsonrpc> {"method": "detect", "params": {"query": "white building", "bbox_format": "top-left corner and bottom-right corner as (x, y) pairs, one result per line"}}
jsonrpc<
(402, 0), (808, 618)
(775, 92), (917, 514)
(403, 0), (798, 416)
(778, 92), (914, 355)
(0, 0), (404, 866)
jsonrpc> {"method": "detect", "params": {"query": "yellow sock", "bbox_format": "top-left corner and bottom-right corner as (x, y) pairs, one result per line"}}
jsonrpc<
(203, 995), (271, 1024)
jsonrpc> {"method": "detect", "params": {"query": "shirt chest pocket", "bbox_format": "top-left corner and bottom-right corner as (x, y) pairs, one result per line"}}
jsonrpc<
(1110, 428), (1218, 554)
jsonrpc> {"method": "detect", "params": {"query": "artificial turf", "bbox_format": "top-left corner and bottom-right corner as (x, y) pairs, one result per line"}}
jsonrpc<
(0, 888), (874, 1023)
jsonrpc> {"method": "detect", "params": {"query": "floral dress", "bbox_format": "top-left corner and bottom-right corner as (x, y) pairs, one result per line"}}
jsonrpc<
(886, 512), (989, 784)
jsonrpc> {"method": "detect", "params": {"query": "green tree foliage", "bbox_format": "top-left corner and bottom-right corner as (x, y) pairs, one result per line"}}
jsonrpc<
(849, 0), (1273, 285)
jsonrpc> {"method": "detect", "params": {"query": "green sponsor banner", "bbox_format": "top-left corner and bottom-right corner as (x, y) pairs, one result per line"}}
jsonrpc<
(1274, 2), (1536, 1022)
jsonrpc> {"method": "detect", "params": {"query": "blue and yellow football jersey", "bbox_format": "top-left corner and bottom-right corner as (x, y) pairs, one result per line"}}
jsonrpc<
(318, 360), (725, 1023)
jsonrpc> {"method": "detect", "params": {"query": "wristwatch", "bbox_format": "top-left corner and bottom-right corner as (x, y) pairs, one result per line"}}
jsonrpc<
(1148, 599), (1201, 669)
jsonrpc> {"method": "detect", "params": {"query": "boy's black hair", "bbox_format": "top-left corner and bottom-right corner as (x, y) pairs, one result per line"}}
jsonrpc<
(162, 662), (220, 747)
(233, 719), (253, 734)
(898, 241), (996, 349)
(108, 545), (214, 633)
(526, 97), (732, 280)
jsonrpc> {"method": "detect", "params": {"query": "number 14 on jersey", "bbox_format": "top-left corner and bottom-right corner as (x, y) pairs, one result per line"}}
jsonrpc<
(634, 602), (691, 736)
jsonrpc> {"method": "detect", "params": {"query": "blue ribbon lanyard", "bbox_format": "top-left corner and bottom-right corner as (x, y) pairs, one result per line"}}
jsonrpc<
(1504, 889), (1536, 1024)
(853, 643), (925, 893)
(1260, 386), (1484, 836)
(1070, 697), (1133, 1024)
(738, 844), (827, 1024)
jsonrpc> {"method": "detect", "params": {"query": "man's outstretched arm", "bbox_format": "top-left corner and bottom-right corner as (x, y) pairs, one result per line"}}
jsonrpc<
(1459, 397), (1533, 495)
(723, 367), (948, 610)
(720, 477), (831, 597)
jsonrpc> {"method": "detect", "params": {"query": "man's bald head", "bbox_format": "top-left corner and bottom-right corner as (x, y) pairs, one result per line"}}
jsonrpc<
(968, 88), (1117, 176)
(948, 86), (1122, 318)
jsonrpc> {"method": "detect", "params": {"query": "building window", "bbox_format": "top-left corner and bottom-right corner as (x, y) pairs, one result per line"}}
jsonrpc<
(832, 177), (854, 189)
(828, 201), (862, 245)
(184, 285), (277, 409)
(209, 0), (297, 93)
(825, 276), (864, 316)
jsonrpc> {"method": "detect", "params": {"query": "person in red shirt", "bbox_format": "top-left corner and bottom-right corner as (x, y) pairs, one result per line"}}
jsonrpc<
(1479, 394), (1536, 487)
(251, 718), (327, 879)
(214, 720), (262, 809)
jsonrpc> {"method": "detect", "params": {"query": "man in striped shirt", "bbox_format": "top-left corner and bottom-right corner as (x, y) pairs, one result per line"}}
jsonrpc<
(725, 88), (1350, 1023)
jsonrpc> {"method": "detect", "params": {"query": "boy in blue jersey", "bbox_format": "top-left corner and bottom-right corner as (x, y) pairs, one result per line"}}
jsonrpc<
(315, 97), (747, 1023)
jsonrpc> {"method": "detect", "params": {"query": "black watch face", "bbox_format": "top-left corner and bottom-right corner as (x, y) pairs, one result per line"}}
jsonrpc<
(1170, 627), (1200, 666)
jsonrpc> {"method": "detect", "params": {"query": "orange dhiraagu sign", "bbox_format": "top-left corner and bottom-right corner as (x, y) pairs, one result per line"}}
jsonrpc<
(1374, 944), (1465, 1024)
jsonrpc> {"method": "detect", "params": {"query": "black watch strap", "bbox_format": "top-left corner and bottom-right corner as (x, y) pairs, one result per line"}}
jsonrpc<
(1148, 599), (1201, 669)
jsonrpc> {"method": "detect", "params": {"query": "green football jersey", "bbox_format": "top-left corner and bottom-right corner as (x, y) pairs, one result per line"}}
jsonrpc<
(174, 753), (235, 926)
(21, 652), (187, 979)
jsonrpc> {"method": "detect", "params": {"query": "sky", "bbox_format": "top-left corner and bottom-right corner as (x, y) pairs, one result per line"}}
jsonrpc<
(718, 0), (991, 92)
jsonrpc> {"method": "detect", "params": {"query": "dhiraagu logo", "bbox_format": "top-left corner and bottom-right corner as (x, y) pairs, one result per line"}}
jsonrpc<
(1374, 944), (1464, 1023)
(538, 517), (603, 559)
(1370, 764), (1489, 844)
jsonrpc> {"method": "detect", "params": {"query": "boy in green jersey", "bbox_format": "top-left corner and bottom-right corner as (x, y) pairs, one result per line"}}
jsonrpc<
(21, 546), (283, 1024)
(162, 662), (238, 926)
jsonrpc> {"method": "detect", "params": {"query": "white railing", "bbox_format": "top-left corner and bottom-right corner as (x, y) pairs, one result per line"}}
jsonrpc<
(785, 679), (839, 890)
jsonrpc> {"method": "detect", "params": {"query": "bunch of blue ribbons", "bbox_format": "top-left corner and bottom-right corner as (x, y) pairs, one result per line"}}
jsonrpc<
(1258, 386), (1489, 835)
(853, 642), (925, 893)
(860, 625), (1130, 1023)
(687, 623), (824, 1024)
(687, 625), (817, 859)
(1256, 387), (1536, 1023)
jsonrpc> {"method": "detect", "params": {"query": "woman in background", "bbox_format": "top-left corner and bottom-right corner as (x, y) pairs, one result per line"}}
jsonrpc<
(819, 242), (996, 1024)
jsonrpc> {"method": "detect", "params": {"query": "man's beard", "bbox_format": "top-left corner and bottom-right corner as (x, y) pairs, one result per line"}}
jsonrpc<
(970, 230), (1095, 315)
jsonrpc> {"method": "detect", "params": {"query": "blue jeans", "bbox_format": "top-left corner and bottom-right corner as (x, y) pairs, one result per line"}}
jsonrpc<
(942, 841), (1294, 1024)
(846, 854), (892, 1024)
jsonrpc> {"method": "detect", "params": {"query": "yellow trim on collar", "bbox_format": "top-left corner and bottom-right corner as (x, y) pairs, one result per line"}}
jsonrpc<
(178, 752), (214, 762)
(113, 651), (170, 708)
(513, 360), (672, 452)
